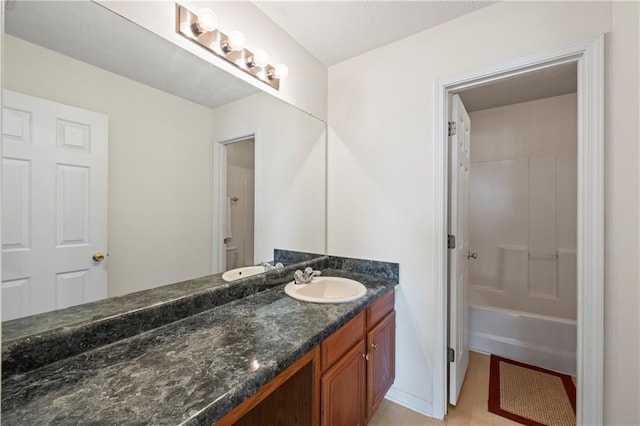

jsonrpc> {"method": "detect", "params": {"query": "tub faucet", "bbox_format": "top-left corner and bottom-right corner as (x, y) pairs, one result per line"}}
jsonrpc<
(294, 267), (321, 284)
(262, 262), (284, 271)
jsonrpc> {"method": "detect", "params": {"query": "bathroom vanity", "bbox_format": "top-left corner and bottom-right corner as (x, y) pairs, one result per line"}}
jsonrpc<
(1, 254), (398, 425)
(219, 290), (395, 426)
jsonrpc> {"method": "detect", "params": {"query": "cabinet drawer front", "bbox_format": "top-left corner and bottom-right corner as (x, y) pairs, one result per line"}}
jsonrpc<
(367, 290), (394, 328)
(321, 312), (365, 372)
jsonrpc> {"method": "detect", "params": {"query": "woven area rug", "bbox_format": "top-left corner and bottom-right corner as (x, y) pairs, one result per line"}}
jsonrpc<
(488, 355), (576, 426)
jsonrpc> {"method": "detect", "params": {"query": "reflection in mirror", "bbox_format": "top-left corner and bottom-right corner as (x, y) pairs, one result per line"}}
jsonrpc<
(224, 137), (256, 271)
(1, 1), (326, 323)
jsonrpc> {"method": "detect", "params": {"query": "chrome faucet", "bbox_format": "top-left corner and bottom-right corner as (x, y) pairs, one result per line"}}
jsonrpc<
(262, 262), (284, 271)
(293, 267), (321, 284)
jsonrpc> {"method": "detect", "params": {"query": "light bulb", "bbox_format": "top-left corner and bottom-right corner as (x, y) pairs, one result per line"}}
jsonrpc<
(272, 64), (289, 80)
(248, 50), (269, 68)
(226, 31), (246, 52)
(196, 8), (218, 33)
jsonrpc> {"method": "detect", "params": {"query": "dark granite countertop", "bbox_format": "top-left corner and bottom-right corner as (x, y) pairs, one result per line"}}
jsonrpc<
(1, 268), (398, 425)
(3, 253), (316, 344)
(2, 255), (329, 380)
(3, 250), (321, 345)
(2, 272), (233, 343)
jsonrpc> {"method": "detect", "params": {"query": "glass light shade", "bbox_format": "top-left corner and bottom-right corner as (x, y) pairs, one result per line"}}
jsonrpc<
(227, 31), (246, 52)
(251, 50), (269, 68)
(196, 8), (218, 32)
(273, 64), (289, 80)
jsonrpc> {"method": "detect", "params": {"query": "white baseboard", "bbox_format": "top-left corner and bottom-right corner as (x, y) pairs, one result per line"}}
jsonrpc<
(384, 386), (434, 419)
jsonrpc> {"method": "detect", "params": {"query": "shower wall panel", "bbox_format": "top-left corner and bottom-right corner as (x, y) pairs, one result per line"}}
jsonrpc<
(468, 94), (577, 320)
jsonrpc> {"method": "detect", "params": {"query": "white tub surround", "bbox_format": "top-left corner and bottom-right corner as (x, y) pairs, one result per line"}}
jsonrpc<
(469, 305), (576, 375)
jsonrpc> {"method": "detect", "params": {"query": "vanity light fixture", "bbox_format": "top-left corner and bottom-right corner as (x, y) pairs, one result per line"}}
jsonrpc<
(176, 3), (288, 90)
(247, 49), (269, 68)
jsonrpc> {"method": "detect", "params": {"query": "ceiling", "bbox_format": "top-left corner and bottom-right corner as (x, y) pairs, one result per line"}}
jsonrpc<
(254, 1), (494, 66)
(458, 62), (578, 112)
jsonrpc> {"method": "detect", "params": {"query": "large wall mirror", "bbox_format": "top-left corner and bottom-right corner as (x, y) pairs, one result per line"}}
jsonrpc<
(1, 1), (326, 323)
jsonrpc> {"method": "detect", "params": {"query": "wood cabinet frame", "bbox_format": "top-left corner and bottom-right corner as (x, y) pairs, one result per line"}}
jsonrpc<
(321, 291), (395, 426)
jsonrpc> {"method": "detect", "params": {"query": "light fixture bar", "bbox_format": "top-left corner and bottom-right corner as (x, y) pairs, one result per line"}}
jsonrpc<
(175, 3), (282, 90)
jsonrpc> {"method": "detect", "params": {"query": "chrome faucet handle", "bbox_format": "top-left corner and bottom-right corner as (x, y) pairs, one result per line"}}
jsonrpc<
(303, 267), (313, 276)
(294, 270), (305, 284)
(303, 267), (321, 279)
(262, 262), (284, 271)
(262, 262), (275, 271)
(294, 268), (321, 284)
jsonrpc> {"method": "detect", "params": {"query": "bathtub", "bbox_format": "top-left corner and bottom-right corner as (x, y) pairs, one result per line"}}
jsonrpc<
(469, 305), (576, 375)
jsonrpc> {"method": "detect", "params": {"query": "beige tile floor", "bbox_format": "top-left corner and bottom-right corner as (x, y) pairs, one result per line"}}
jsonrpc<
(369, 351), (521, 426)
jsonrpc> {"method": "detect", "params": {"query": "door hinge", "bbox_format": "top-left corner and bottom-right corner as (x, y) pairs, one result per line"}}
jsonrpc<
(448, 121), (457, 136)
(447, 347), (455, 363)
(447, 234), (456, 249)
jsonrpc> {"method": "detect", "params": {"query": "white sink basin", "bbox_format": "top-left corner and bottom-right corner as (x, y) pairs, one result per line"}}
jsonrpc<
(222, 265), (265, 282)
(284, 277), (367, 304)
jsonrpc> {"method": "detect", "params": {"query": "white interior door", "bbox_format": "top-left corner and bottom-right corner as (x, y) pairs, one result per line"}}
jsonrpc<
(2, 90), (108, 321)
(448, 94), (471, 405)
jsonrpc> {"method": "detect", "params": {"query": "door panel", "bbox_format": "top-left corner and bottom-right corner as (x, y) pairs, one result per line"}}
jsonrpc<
(1, 278), (30, 320)
(367, 311), (395, 419)
(2, 158), (30, 250)
(56, 164), (90, 246)
(2, 90), (108, 320)
(449, 94), (471, 405)
(321, 340), (366, 426)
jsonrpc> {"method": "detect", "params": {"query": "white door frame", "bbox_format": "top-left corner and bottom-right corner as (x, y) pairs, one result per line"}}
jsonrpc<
(433, 35), (604, 423)
(212, 132), (261, 274)
(1, 0), (5, 323)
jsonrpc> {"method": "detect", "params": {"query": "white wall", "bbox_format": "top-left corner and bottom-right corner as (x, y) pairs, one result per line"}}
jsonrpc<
(469, 94), (577, 320)
(328, 2), (639, 423)
(99, 1), (327, 121)
(4, 35), (216, 297)
(211, 91), (326, 264)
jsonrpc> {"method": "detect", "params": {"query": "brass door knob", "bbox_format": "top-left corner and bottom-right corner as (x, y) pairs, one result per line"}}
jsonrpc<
(92, 252), (105, 262)
(467, 251), (478, 260)
(371, 343), (378, 350)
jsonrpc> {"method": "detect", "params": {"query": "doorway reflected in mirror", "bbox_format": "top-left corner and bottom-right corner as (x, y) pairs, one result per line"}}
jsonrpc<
(224, 137), (255, 271)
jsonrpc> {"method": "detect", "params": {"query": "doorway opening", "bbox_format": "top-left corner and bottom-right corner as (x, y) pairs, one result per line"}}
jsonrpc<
(433, 35), (604, 424)
(447, 62), (578, 423)
(214, 135), (256, 273)
(225, 137), (255, 271)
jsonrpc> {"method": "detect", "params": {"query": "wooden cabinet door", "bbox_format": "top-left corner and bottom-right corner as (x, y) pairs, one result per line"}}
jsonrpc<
(321, 339), (366, 426)
(366, 311), (396, 419)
